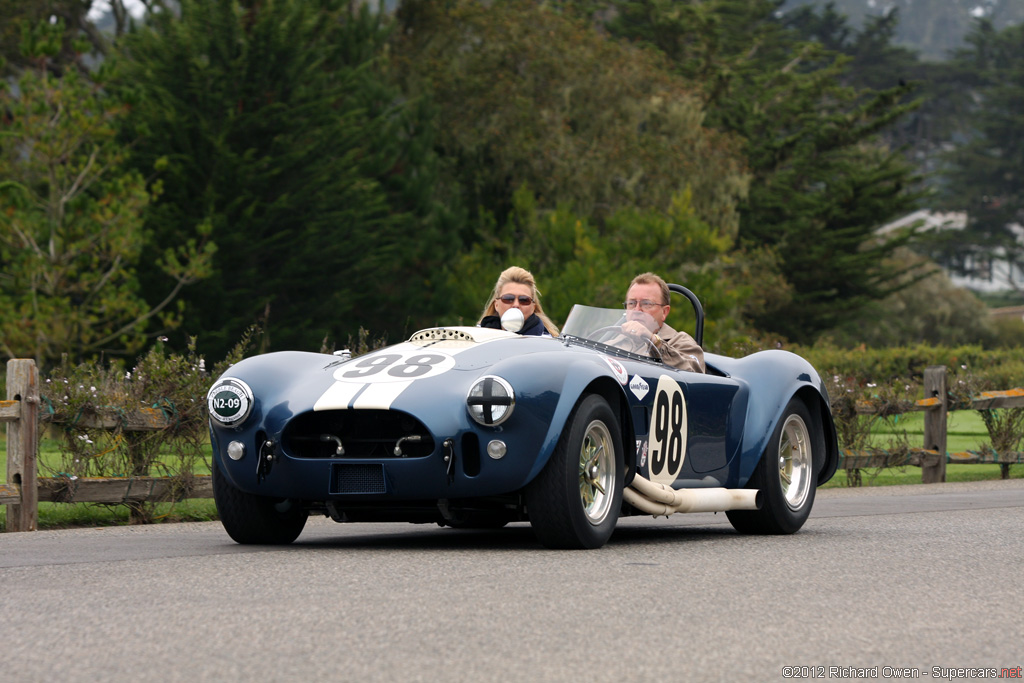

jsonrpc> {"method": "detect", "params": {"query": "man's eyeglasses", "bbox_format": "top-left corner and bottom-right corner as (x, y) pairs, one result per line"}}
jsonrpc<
(624, 299), (665, 311)
(498, 294), (534, 306)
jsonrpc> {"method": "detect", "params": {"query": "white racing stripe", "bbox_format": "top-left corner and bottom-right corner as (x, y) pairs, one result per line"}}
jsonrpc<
(313, 381), (365, 411)
(352, 380), (415, 409)
(314, 336), (488, 411)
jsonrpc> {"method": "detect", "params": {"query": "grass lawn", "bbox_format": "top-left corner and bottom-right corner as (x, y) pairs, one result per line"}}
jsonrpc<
(823, 463), (1022, 488)
(3, 408), (1021, 528)
(1, 431), (218, 531)
(824, 408), (1022, 487)
(868, 409), (994, 453)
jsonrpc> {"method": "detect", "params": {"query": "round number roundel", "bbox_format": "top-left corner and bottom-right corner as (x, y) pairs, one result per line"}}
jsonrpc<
(648, 375), (688, 485)
(207, 377), (254, 426)
(334, 349), (456, 384)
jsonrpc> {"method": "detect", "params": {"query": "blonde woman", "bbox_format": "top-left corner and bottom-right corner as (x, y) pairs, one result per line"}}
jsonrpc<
(478, 266), (560, 337)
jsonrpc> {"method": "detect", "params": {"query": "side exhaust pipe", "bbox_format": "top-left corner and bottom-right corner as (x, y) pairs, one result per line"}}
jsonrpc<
(624, 473), (761, 516)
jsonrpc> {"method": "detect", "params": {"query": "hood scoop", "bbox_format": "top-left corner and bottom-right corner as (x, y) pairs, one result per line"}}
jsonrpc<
(408, 326), (517, 347)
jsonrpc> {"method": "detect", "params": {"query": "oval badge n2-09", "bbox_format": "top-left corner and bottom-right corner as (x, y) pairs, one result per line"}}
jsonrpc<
(207, 378), (254, 426)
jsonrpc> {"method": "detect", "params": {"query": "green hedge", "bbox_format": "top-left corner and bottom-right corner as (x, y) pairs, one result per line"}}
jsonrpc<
(795, 343), (1024, 390)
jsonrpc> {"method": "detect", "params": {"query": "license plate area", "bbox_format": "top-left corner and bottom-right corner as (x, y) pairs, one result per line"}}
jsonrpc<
(331, 463), (387, 494)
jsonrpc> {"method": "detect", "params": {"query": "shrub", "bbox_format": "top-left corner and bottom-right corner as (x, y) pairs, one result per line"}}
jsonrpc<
(40, 331), (255, 523)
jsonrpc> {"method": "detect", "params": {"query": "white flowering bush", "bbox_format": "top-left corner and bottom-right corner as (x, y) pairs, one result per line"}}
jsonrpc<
(824, 372), (918, 486)
(41, 330), (255, 522)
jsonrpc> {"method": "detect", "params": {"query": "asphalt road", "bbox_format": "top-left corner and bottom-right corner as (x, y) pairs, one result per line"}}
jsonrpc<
(2, 479), (1022, 683)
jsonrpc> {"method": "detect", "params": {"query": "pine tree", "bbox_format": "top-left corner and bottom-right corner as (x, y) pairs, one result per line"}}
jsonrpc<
(940, 19), (1024, 296)
(1, 0), (108, 77)
(606, 0), (925, 341)
(114, 0), (457, 356)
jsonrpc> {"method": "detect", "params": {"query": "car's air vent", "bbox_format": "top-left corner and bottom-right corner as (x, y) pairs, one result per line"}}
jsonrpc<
(409, 328), (476, 343)
(283, 410), (435, 459)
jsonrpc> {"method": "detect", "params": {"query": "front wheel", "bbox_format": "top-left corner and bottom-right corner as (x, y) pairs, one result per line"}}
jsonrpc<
(213, 462), (308, 544)
(525, 394), (623, 549)
(727, 398), (818, 535)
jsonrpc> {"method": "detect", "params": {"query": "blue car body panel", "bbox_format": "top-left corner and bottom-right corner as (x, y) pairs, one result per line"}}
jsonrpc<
(208, 326), (838, 516)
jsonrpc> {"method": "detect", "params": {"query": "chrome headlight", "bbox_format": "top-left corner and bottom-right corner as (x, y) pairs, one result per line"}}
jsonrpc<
(466, 376), (515, 426)
(207, 378), (254, 427)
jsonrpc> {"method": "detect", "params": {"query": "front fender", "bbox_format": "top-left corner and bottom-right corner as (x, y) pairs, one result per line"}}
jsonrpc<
(490, 349), (632, 487)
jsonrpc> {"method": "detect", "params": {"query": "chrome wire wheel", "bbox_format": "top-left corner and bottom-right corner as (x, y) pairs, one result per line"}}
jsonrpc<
(578, 420), (615, 525)
(778, 413), (812, 511)
(728, 398), (818, 535)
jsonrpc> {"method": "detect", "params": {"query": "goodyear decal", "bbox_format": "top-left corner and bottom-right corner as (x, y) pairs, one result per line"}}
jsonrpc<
(629, 375), (649, 400)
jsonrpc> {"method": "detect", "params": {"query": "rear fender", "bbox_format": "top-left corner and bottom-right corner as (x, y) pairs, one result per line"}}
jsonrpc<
(798, 386), (839, 485)
(721, 351), (837, 486)
(737, 385), (838, 487)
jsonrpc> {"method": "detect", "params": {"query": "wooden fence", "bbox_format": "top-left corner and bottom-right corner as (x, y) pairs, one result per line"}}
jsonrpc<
(4, 360), (1024, 532)
(839, 366), (1024, 483)
(3, 359), (212, 532)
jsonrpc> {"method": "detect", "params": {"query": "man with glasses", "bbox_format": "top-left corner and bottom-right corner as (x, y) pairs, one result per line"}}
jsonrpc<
(620, 272), (704, 373)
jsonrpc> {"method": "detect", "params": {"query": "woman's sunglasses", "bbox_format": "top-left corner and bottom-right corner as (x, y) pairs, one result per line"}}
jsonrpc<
(497, 294), (534, 306)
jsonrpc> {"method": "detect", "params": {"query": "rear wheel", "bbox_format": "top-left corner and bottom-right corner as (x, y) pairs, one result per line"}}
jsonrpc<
(525, 394), (623, 549)
(727, 398), (818, 535)
(213, 462), (307, 544)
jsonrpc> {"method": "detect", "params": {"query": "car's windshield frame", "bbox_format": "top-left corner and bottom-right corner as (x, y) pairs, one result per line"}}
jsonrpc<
(560, 305), (663, 364)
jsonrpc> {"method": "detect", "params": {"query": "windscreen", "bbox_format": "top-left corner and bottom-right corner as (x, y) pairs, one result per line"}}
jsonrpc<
(561, 305), (661, 362)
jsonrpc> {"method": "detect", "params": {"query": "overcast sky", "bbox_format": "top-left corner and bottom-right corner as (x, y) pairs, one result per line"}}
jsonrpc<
(87, 0), (146, 22)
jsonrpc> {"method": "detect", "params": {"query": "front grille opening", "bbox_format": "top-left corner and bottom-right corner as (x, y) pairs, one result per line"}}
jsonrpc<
(283, 410), (435, 459)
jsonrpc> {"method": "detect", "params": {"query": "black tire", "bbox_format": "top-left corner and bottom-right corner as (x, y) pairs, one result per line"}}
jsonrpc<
(727, 398), (819, 535)
(213, 462), (307, 544)
(525, 394), (624, 549)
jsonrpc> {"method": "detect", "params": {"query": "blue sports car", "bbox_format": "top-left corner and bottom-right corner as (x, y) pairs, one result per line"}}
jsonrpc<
(207, 285), (839, 549)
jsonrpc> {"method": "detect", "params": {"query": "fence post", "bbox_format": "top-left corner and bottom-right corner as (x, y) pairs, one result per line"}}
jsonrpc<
(5, 359), (39, 531)
(922, 365), (947, 484)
